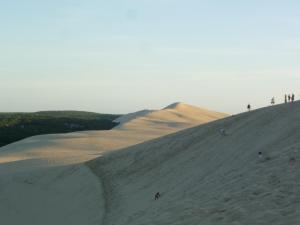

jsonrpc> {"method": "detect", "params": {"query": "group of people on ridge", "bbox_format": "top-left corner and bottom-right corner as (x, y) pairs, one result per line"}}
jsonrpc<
(285, 94), (295, 103)
(247, 94), (296, 111)
(271, 94), (295, 105)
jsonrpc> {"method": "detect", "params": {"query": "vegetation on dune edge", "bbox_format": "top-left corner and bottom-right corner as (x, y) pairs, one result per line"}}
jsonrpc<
(0, 111), (121, 148)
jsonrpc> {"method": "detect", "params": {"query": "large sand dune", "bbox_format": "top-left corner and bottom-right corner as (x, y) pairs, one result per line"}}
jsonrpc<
(115, 102), (226, 132)
(88, 101), (300, 225)
(0, 103), (225, 225)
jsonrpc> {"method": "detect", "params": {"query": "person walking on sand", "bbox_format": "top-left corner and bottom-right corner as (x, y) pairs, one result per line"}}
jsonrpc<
(219, 128), (227, 136)
(285, 94), (287, 103)
(247, 104), (251, 111)
(155, 192), (161, 200)
(271, 97), (275, 105)
(292, 94), (295, 102)
(288, 94), (291, 102)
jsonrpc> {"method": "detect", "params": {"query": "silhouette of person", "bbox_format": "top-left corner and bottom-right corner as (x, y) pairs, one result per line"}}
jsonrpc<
(155, 192), (161, 200)
(271, 97), (275, 105)
(288, 95), (291, 102)
(292, 94), (295, 102)
(247, 104), (251, 111)
(219, 128), (226, 136)
(285, 94), (287, 103)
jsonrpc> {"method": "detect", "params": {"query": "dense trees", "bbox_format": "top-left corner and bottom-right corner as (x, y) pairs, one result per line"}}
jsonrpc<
(0, 111), (120, 147)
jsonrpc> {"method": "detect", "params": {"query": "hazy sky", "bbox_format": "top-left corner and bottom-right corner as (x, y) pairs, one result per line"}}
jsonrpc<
(1, 0), (299, 114)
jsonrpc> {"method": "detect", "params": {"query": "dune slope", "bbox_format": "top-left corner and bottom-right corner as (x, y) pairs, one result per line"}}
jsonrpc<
(0, 103), (226, 225)
(88, 101), (300, 225)
(115, 102), (227, 132)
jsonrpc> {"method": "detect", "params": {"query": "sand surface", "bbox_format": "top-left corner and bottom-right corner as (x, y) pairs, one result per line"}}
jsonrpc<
(0, 102), (226, 225)
(88, 101), (300, 225)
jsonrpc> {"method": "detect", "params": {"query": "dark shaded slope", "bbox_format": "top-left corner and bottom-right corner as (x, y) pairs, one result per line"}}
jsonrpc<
(88, 101), (300, 225)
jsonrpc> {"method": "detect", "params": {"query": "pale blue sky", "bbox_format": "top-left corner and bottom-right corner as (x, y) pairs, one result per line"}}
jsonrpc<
(1, 0), (299, 114)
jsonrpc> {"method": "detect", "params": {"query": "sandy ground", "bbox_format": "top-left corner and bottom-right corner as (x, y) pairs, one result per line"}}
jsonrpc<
(88, 101), (300, 225)
(0, 102), (226, 225)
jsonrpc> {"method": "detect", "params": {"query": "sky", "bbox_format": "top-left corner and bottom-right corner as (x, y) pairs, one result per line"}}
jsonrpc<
(1, 0), (299, 114)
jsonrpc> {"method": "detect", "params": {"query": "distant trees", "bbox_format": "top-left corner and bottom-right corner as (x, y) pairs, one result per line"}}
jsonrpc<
(0, 111), (120, 148)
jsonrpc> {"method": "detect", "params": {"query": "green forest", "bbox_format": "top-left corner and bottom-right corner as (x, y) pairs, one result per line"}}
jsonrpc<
(0, 111), (120, 148)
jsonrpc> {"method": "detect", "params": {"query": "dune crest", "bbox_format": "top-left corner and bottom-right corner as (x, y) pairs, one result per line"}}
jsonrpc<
(163, 101), (190, 109)
(116, 102), (227, 132)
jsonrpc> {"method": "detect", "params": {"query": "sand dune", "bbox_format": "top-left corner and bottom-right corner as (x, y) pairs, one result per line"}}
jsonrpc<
(0, 103), (226, 225)
(88, 101), (300, 225)
(0, 103), (225, 170)
(115, 102), (227, 132)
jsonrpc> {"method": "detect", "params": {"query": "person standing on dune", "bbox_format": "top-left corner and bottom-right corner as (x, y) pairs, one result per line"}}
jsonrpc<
(271, 97), (275, 105)
(285, 94), (287, 103)
(247, 104), (251, 111)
